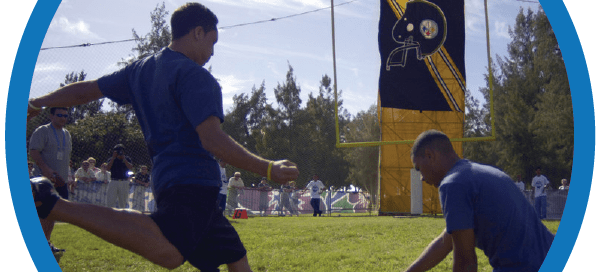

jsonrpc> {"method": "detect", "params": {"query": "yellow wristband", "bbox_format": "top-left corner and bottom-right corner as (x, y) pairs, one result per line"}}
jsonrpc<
(28, 100), (41, 110)
(267, 161), (273, 181)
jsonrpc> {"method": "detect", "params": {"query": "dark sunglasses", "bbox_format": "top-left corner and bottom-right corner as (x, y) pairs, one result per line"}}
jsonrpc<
(55, 113), (69, 118)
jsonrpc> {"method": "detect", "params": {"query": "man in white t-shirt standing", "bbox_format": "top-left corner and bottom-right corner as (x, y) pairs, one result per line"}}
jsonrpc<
(305, 174), (325, 217)
(531, 167), (551, 219)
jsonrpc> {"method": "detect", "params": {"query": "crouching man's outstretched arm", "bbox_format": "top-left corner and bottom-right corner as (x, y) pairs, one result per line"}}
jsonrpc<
(404, 229), (454, 272)
(404, 228), (477, 272)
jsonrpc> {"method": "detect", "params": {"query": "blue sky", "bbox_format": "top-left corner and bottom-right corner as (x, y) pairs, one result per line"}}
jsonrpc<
(30, 0), (540, 116)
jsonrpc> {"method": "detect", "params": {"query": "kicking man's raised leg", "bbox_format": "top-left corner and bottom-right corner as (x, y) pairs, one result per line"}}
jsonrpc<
(32, 177), (183, 269)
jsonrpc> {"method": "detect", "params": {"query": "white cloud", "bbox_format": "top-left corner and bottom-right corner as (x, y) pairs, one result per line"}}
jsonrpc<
(464, 0), (490, 38)
(301, 81), (319, 94)
(49, 16), (101, 40)
(214, 73), (255, 95)
(267, 62), (282, 78)
(214, 74), (256, 112)
(217, 41), (330, 64)
(100, 62), (123, 76)
(288, 0), (327, 9)
(207, 0), (326, 11)
(33, 62), (68, 73)
(494, 20), (510, 40)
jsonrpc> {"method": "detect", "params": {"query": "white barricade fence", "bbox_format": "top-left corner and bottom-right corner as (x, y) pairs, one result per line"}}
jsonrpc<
(70, 184), (567, 219)
(70, 185), (371, 215)
(69, 181), (156, 213)
(523, 189), (569, 220)
(222, 188), (373, 216)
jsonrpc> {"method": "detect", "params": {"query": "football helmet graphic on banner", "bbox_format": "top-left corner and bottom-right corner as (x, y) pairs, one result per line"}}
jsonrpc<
(386, 0), (447, 70)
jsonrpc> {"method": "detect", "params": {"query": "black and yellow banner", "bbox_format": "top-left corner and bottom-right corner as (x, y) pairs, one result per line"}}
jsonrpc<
(378, 0), (465, 112)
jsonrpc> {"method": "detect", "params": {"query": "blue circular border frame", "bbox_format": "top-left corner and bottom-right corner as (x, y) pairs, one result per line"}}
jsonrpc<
(537, 0), (595, 271)
(6, 0), (594, 271)
(8, 0), (63, 271)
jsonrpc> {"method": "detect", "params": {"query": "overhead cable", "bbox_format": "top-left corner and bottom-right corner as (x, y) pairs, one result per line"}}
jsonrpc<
(218, 0), (358, 30)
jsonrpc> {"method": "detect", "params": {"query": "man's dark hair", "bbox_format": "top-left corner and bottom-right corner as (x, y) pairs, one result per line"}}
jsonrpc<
(411, 130), (454, 159)
(50, 107), (69, 115)
(171, 2), (218, 40)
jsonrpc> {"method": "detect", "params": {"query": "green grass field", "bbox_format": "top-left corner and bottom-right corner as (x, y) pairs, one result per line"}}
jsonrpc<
(50, 215), (560, 271)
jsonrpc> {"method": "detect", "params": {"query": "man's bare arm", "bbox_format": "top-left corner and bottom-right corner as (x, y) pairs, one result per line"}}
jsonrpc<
(404, 229), (454, 272)
(450, 229), (477, 272)
(28, 80), (104, 121)
(196, 116), (299, 184)
(29, 149), (55, 178)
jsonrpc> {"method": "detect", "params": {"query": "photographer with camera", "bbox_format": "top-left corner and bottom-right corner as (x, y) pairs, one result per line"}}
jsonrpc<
(106, 144), (133, 208)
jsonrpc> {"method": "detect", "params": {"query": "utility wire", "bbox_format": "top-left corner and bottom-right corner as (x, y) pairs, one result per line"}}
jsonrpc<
(40, 38), (137, 51)
(218, 0), (357, 30)
(40, 0), (358, 51)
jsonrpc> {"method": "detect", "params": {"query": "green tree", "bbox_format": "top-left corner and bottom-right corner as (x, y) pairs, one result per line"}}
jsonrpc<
(60, 70), (104, 124)
(111, 2), (171, 119)
(302, 75), (349, 188)
(463, 67), (497, 166)
(130, 2), (171, 61)
(270, 64), (306, 182)
(67, 112), (149, 170)
(222, 82), (272, 155)
(274, 63), (303, 126)
(492, 8), (539, 179)
(222, 82), (278, 182)
(465, 7), (573, 186)
(344, 104), (380, 208)
(529, 9), (573, 183)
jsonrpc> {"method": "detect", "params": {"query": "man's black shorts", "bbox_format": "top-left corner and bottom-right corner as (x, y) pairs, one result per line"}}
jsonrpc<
(149, 184), (246, 271)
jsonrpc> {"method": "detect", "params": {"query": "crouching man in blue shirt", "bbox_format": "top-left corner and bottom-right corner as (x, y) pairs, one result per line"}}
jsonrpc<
(405, 130), (554, 272)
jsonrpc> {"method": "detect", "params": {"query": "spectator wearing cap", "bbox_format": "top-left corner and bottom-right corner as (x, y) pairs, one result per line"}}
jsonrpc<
(227, 172), (245, 215)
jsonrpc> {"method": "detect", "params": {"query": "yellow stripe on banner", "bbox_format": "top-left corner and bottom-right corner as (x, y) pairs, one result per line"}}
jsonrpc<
(387, 0), (409, 18)
(424, 51), (466, 112)
(439, 46), (466, 86)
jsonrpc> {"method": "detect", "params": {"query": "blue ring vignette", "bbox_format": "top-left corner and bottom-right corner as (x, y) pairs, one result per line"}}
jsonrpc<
(6, 0), (593, 271)
(8, 0), (62, 271)
(538, 1), (594, 271)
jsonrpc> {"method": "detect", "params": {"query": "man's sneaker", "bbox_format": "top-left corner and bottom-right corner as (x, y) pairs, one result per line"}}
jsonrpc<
(49, 242), (65, 253)
(31, 177), (61, 219)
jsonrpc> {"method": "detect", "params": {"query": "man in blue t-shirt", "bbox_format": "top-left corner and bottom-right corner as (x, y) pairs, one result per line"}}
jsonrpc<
(27, 3), (299, 271)
(405, 130), (554, 272)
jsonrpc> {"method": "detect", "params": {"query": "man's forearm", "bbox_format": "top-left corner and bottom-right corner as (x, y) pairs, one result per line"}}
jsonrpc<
(30, 80), (104, 108)
(200, 124), (270, 177)
(29, 150), (52, 176)
(405, 230), (453, 272)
